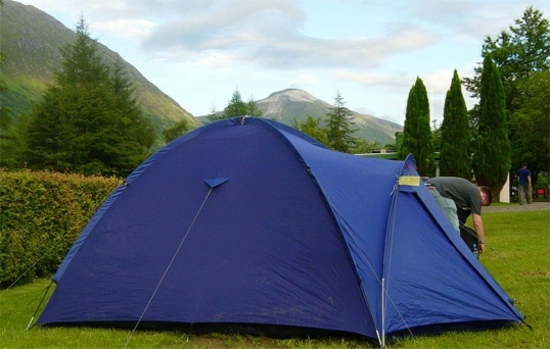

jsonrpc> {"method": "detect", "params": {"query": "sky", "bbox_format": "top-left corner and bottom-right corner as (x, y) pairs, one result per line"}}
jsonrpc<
(16, 0), (550, 125)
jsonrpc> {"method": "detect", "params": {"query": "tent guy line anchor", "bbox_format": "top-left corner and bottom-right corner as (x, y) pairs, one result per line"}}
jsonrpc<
(25, 280), (54, 330)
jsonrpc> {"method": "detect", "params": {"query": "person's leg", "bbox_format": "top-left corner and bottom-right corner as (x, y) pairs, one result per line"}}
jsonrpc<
(429, 188), (459, 232)
(518, 184), (525, 204)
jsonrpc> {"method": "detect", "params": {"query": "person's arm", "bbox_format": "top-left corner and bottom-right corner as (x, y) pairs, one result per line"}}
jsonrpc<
(472, 213), (485, 253)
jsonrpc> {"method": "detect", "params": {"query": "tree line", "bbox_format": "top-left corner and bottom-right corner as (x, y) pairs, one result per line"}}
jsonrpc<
(399, 6), (548, 198)
(0, 6), (548, 198)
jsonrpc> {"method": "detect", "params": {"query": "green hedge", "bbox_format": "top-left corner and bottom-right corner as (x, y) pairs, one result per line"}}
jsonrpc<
(0, 170), (120, 287)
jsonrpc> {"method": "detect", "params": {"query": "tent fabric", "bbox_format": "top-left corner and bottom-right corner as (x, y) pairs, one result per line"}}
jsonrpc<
(38, 116), (523, 341)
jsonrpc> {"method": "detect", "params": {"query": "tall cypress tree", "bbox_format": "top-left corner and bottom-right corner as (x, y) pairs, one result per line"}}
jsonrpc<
(439, 70), (471, 178)
(399, 77), (434, 176)
(472, 56), (510, 199)
(24, 18), (154, 176)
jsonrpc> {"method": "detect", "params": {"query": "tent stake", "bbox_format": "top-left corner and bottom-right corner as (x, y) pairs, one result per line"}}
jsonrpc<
(26, 280), (53, 330)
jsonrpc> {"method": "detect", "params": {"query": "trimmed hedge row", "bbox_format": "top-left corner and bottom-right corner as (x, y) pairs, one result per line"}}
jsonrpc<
(0, 170), (120, 287)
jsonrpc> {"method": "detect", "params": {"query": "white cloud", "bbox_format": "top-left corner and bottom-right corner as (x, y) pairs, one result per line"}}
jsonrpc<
(92, 19), (156, 42)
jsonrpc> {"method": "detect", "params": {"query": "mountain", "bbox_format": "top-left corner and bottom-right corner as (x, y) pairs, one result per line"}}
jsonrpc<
(197, 89), (402, 145)
(255, 89), (402, 145)
(2, 0), (401, 146)
(0, 0), (198, 136)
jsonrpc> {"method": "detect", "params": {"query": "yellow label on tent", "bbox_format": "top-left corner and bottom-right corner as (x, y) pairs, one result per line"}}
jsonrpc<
(398, 176), (420, 186)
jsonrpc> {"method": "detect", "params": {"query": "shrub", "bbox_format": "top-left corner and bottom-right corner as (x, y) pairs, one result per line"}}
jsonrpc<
(0, 170), (120, 287)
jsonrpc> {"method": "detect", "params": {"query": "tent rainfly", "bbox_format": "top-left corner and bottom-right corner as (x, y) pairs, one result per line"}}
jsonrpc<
(37, 117), (524, 345)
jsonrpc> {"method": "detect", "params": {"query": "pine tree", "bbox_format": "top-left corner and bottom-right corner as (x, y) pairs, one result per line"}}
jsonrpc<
(472, 56), (510, 200)
(325, 91), (356, 153)
(209, 89), (263, 121)
(24, 18), (154, 176)
(222, 89), (248, 119)
(292, 115), (328, 145)
(245, 96), (263, 117)
(399, 77), (434, 176)
(108, 59), (155, 174)
(163, 119), (191, 143)
(439, 70), (471, 179)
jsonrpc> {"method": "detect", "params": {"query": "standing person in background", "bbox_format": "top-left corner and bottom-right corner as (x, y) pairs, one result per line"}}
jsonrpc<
(516, 163), (532, 205)
(425, 176), (493, 254)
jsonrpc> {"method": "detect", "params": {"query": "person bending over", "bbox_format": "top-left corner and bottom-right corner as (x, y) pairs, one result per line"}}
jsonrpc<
(426, 176), (493, 254)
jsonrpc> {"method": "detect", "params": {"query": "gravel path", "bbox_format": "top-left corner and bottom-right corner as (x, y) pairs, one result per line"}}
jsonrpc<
(483, 201), (550, 213)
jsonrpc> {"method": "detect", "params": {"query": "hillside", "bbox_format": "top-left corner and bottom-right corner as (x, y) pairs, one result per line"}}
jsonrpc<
(0, 0), (198, 136)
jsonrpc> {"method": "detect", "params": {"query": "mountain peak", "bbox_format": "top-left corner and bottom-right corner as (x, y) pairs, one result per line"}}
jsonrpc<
(265, 88), (319, 103)
(255, 88), (402, 145)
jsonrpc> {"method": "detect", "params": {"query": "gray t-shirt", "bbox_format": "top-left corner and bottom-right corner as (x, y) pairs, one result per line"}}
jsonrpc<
(426, 177), (482, 216)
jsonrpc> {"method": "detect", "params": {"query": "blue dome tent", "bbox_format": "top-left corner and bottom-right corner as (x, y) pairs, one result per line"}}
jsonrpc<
(37, 117), (523, 345)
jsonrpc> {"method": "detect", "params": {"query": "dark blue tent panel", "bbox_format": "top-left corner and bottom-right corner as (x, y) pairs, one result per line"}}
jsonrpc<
(38, 117), (523, 342)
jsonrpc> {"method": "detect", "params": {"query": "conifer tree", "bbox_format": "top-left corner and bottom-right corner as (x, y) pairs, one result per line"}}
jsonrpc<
(163, 119), (191, 143)
(222, 89), (248, 119)
(292, 115), (328, 145)
(108, 59), (155, 173)
(209, 89), (262, 121)
(325, 91), (356, 153)
(472, 56), (510, 199)
(399, 77), (434, 176)
(439, 70), (471, 179)
(24, 18), (154, 176)
(245, 96), (263, 117)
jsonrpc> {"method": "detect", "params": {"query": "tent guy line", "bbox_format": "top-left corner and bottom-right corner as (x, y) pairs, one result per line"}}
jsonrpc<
(124, 184), (219, 348)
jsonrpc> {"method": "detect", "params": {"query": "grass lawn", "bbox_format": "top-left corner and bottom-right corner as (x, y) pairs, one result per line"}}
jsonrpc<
(1, 210), (548, 348)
